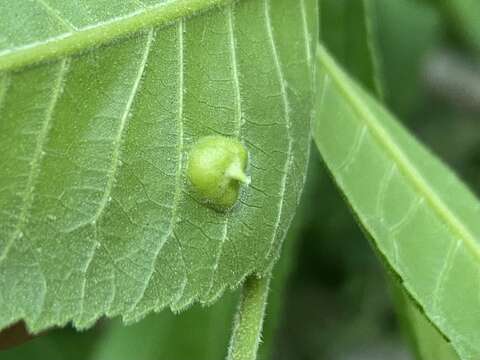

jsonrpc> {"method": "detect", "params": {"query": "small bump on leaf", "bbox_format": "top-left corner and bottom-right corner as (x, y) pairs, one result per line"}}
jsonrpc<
(187, 135), (250, 211)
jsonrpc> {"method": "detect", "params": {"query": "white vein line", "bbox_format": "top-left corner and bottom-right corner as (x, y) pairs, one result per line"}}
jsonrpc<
(376, 163), (396, 219)
(35, 0), (77, 31)
(264, 0), (293, 258)
(77, 30), (154, 321)
(229, 5), (243, 132)
(317, 73), (330, 112)
(299, 0), (312, 68)
(336, 125), (367, 172)
(297, 0), (313, 205)
(76, 241), (99, 322)
(391, 234), (400, 267)
(128, 22), (187, 313)
(311, 73), (330, 129)
(92, 30), (153, 223)
(131, 0), (147, 9)
(0, 58), (70, 265)
(0, 0), (226, 62)
(0, 33), (68, 57)
(432, 240), (460, 312)
(390, 197), (424, 233)
(205, 4), (243, 299)
(318, 47), (480, 272)
(0, 6), (143, 57)
(169, 20), (188, 307)
(3, 9), (136, 55)
(390, 197), (424, 266)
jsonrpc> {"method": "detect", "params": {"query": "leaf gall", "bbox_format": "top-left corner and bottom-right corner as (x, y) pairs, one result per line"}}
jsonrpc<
(187, 135), (250, 211)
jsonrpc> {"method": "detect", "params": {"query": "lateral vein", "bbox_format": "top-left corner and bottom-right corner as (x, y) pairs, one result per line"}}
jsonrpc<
(0, 0), (233, 72)
(0, 58), (70, 265)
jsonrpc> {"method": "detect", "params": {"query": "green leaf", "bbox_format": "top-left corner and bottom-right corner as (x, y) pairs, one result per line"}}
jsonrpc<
(354, 3), (455, 356)
(0, 0), (317, 333)
(91, 203), (304, 360)
(392, 280), (460, 360)
(314, 45), (480, 360)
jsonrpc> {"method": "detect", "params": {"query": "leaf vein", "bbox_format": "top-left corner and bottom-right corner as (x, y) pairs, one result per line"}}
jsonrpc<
(35, 0), (77, 31)
(78, 29), (154, 319)
(91, 30), (154, 224)
(335, 125), (367, 172)
(376, 163), (396, 220)
(0, 0), (233, 72)
(264, 0), (293, 259)
(432, 240), (460, 312)
(206, 4), (243, 298)
(299, 0), (312, 67)
(0, 58), (70, 266)
(318, 47), (480, 263)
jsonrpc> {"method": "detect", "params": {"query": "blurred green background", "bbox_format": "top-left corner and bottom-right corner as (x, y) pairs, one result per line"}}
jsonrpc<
(2, 0), (480, 359)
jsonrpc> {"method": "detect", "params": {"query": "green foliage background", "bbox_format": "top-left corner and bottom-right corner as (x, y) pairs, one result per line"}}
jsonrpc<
(2, 0), (480, 359)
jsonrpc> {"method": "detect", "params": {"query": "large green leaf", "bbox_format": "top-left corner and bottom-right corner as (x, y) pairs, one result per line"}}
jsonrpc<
(314, 45), (480, 359)
(0, 0), (317, 333)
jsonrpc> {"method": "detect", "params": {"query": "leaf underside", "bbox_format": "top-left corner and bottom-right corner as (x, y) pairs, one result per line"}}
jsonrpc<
(314, 46), (480, 360)
(395, 284), (460, 360)
(0, 0), (317, 332)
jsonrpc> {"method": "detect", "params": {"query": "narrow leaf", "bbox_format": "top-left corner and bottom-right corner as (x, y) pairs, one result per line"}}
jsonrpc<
(357, 3), (457, 355)
(314, 45), (480, 360)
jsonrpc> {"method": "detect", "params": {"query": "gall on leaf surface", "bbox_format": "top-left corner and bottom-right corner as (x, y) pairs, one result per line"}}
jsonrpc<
(0, 0), (317, 332)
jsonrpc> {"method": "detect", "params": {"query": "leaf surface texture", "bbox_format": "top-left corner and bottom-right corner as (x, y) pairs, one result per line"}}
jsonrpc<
(314, 45), (480, 360)
(0, 0), (317, 332)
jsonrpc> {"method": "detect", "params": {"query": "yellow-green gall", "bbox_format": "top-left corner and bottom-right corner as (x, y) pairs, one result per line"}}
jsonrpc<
(187, 135), (250, 211)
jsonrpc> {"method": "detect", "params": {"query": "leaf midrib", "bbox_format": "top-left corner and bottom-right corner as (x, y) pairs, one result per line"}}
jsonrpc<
(0, 0), (232, 72)
(316, 45), (480, 261)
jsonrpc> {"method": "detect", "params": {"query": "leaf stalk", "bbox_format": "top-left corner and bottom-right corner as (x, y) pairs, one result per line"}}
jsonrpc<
(226, 274), (271, 360)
